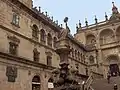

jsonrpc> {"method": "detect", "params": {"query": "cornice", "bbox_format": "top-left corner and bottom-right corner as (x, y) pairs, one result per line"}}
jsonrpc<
(0, 51), (55, 70)
(3, 0), (61, 32)
(78, 19), (120, 33)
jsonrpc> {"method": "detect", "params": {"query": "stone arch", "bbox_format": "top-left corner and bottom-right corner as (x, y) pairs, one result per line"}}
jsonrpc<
(99, 29), (114, 45)
(75, 50), (77, 59)
(116, 26), (120, 41)
(32, 24), (39, 30)
(86, 34), (96, 45)
(106, 55), (120, 76)
(53, 37), (57, 48)
(40, 29), (46, 44)
(71, 48), (74, 58)
(106, 54), (119, 64)
(32, 24), (39, 40)
(78, 51), (80, 60)
(32, 75), (41, 90)
(47, 33), (52, 47)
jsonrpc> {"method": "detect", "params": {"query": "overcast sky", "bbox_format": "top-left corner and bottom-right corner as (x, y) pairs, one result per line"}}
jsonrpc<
(33, 0), (120, 35)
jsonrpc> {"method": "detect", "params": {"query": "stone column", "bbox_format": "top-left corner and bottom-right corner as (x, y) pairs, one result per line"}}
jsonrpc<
(56, 39), (70, 64)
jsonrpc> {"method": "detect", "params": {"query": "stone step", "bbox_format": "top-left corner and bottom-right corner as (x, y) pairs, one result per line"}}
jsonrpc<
(92, 76), (120, 90)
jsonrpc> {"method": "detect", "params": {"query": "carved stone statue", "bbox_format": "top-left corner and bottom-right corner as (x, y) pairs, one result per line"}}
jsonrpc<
(51, 17), (80, 90)
(58, 17), (70, 40)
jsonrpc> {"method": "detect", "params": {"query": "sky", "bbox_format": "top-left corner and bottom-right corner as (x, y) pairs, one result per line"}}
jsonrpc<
(33, 0), (120, 35)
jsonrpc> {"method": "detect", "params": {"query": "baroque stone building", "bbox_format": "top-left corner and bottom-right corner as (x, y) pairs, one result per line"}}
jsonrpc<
(75, 2), (120, 78)
(0, 0), (120, 90)
(0, 0), (89, 90)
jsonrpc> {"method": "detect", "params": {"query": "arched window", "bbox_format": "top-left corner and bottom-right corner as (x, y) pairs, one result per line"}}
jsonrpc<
(78, 51), (80, 60)
(32, 75), (41, 90)
(33, 48), (40, 62)
(40, 29), (46, 44)
(86, 34), (96, 45)
(99, 29), (114, 45)
(81, 53), (83, 62)
(116, 26), (120, 41)
(89, 55), (94, 64)
(48, 78), (54, 90)
(83, 55), (85, 63)
(53, 37), (57, 48)
(72, 48), (74, 58)
(75, 50), (77, 59)
(32, 24), (39, 40)
(47, 33), (52, 47)
(47, 56), (52, 66)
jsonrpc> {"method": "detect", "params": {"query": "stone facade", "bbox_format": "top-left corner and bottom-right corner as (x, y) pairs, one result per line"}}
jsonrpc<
(74, 2), (120, 78)
(1, 0), (119, 90)
(0, 0), (89, 90)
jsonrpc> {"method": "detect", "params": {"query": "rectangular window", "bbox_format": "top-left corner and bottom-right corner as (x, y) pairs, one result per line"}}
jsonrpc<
(47, 56), (52, 66)
(12, 13), (20, 26)
(9, 42), (18, 55)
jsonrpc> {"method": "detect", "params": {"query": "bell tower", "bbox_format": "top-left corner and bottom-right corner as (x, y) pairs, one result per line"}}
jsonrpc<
(19, 0), (33, 9)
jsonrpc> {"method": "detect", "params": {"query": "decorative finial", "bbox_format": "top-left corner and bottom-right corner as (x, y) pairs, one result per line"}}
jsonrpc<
(95, 15), (98, 24)
(56, 20), (58, 25)
(45, 11), (47, 16)
(85, 18), (88, 27)
(60, 24), (63, 28)
(105, 12), (108, 21)
(39, 7), (41, 12)
(112, 2), (115, 7)
(79, 20), (81, 28)
(76, 24), (79, 33)
(64, 17), (68, 23)
(34, 7), (37, 9)
(112, 2), (119, 14)
(51, 16), (53, 21)
(32, 1), (33, 7)
(64, 17), (69, 28)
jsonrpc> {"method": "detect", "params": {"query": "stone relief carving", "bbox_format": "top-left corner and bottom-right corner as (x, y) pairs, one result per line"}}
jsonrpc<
(6, 66), (17, 82)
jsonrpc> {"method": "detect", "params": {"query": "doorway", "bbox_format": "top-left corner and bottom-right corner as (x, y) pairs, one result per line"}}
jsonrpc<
(109, 64), (119, 76)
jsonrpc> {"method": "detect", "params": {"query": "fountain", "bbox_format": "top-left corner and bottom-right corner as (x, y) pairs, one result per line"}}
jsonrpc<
(52, 17), (81, 90)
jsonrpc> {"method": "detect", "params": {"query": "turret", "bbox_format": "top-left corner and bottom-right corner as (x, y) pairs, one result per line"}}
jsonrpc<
(109, 2), (120, 20)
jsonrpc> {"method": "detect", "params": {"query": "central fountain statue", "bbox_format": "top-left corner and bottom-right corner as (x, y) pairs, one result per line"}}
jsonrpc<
(52, 17), (81, 90)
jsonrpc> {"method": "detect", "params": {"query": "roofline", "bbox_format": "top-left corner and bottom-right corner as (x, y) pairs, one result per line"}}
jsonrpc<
(6, 0), (87, 51)
(78, 19), (120, 32)
(7, 0), (61, 32)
